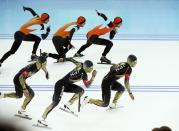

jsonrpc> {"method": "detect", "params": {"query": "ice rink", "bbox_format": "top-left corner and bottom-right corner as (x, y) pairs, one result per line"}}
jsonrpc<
(0, 39), (179, 131)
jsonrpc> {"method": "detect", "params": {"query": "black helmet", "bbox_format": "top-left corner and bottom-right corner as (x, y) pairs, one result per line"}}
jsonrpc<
(38, 52), (48, 63)
(128, 54), (137, 62)
(84, 60), (93, 68)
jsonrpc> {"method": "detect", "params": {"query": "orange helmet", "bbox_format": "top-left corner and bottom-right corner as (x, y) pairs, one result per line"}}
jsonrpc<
(77, 16), (86, 25)
(41, 13), (50, 21)
(112, 17), (122, 25)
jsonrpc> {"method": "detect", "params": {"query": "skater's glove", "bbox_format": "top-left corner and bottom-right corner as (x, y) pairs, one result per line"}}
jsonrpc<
(96, 10), (100, 16)
(46, 26), (50, 33)
(129, 93), (134, 100)
(23, 6), (27, 11)
(46, 72), (49, 79)
(92, 70), (97, 78)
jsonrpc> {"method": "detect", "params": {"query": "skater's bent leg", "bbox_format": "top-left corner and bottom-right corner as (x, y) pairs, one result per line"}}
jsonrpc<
(111, 81), (125, 104)
(0, 40), (22, 63)
(4, 92), (20, 98)
(77, 40), (92, 54)
(68, 86), (84, 105)
(102, 40), (113, 56)
(42, 81), (64, 119)
(88, 99), (108, 107)
(88, 90), (110, 107)
(24, 34), (41, 54)
(48, 53), (60, 59)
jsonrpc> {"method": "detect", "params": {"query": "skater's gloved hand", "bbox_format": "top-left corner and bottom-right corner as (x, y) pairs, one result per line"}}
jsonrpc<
(96, 10), (100, 15)
(92, 70), (97, 77)
(46, 72), (49, 79)
(129, 93), (134, 100)
(23, 6), (27, 11)
(46, 26), (50, 33)
(23, 89), (29, 97)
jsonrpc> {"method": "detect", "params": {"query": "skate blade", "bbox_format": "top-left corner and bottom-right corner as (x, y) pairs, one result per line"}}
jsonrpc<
(14, 114), (32, 120)
(59, 107), (78, 117)
(32, 124), (51, 129)
(28, 60), (37, 62)
(97, 62), (114, 65)
(106, 106), (124, 111)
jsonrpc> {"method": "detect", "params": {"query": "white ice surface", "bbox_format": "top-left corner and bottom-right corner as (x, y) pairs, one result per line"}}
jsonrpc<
(0, 40), (179, 131)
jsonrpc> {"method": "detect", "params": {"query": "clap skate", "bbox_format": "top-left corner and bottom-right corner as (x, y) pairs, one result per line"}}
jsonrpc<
(73, 53), (84, 57)
(98, 56), (113, 65)
(14, 109), (32, 120)
(28, 54), (38, 62)
(59, 103), (78, 117)
(33, 119), (51, 129)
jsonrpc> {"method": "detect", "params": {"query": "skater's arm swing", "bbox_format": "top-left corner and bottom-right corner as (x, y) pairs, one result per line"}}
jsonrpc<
(23, 6), (45, 30)
(41, 63), (49, 79)
(83, 70), (97, 88)
(109, 30), (116, 40)
(124, 78), (134, 100)
(23, 6), (39, 16)
(96, 10), (108, 21)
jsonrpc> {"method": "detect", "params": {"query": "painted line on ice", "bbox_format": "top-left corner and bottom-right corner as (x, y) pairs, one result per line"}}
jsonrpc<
(0, 89), (179, 92)
(1, 85), (179, 92)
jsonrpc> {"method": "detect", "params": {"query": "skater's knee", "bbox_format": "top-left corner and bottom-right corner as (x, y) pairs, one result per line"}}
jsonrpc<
(79, 88), (84, 96)
(29, 90), (35, 98)
(107, 41), (113, 47)
(52, 100), (60, 107)
(36, 37), (41, 43)
(16, 93), (23, 98)
(118, 88), (125, 92)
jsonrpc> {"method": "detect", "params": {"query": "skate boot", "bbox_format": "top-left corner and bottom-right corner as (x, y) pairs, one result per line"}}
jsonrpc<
(18, 108), (29, 117)
(0, 92), (4, 99)
(64, 102), (74, 112)
(74, 53), (84, 57)
(58, 58), (65, 62)
(109, 103), (117, 109)
(37, 119), (48, 126)
(31, 54), (38, 61)
(100, 56), (111, 64)
(80, 96), (90, 108)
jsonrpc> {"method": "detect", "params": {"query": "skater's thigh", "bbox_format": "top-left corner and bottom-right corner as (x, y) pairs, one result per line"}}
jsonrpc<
(111, 81), (125, 92)
(23, 34), (41, 42)
(64, 83), (84, 93)
(13, 77), (23, 97)
(93, 37), (111, 46)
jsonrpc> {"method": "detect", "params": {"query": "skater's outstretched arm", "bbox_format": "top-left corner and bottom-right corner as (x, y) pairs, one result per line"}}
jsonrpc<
(124, 76), (134, 100)
(23, 6), (45, 30)
(96, 10), (108, 21)
(41, 63), (49, 79)
(23, 6), (39, 16)
(68, 26), (79, 42)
